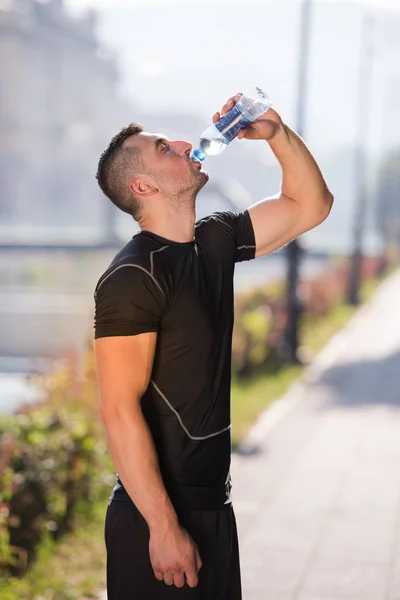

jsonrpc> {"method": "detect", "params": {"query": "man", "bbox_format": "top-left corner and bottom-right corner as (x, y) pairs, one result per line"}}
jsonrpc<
(94, 92), (333, 599)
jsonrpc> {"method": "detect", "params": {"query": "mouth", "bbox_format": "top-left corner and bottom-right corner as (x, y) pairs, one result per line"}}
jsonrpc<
(190, 157), (202, 168)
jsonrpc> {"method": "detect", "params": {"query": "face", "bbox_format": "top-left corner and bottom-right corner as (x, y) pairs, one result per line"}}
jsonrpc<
(128, 132), (209, 201)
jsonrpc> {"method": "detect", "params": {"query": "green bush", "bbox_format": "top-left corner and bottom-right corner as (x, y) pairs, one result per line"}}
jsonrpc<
(0, 348), (113, 578)
(232, 255), (388, 377)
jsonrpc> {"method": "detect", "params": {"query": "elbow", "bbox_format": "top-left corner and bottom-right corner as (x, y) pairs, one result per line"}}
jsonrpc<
(325, 189), (334, 212)
(100, 406), (115, 424)
(100, 398), (142, 424)
(99, 395), (114, 423)
(318, 189), (334, 223)
(100, 404), (125, 423)
(99, 396), (122, 423)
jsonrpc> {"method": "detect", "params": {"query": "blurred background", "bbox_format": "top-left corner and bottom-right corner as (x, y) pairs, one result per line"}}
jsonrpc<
(1, 0), (400, 399)
(1, 0), (400, 598)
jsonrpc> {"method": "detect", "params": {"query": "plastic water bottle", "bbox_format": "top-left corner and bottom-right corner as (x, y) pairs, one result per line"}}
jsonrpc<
(191, 86), (273, 162)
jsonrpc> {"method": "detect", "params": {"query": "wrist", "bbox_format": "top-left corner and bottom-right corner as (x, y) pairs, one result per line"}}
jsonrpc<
(266, 121), (288, 145)
(149, 514), (180, 535)
(147, 501), (179, 534)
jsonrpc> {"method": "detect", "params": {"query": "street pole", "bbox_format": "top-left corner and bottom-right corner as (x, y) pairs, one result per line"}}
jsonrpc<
(283, 0), (312, 362)
(347, 15), (374, 305)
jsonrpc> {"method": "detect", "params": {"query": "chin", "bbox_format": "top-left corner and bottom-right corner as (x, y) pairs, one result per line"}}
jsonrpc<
(198, 168), (209, 182)
(195, 171), (209, 193)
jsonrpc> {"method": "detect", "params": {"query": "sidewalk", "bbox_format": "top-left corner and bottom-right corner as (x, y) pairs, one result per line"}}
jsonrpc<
(231, 268), (400, 599)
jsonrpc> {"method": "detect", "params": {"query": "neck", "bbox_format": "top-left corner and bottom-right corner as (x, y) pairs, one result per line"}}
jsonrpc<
(138, 195), (196, 243)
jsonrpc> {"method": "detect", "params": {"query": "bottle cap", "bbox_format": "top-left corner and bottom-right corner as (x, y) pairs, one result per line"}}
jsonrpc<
(191, 148), (206, 162)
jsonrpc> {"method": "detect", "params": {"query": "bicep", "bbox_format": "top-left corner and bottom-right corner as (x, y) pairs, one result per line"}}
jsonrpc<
(95, 332), (157, 418)
(248, 193), (324, 258)
(93, 265), (165, 417)
(198, 210), (256, 264)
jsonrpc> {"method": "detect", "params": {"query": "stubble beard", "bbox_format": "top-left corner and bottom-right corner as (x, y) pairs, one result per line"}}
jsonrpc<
(169, 169), (209, 214)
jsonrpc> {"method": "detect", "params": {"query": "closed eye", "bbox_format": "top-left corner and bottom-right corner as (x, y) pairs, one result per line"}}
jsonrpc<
(156, 138), (170, 153)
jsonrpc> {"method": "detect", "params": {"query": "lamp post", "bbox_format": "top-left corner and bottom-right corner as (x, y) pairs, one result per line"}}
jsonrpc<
(283, 0), (312, 362)
(347, 15), (374, 305)
(347, 10), (400, 303)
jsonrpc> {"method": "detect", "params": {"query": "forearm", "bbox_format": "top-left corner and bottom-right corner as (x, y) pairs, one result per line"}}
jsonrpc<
(102, 405), (179, 533)
(268, 121), (333, 215)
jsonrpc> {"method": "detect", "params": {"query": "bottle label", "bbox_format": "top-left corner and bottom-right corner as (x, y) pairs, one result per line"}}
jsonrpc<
(215, 104), (252, 142)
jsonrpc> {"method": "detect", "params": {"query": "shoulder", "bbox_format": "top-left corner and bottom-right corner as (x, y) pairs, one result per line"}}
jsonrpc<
(94, 236), (168, 339)
(196, 210), (252, 237)
(94, 234), (169, 302)
(195, 210), (256, 263)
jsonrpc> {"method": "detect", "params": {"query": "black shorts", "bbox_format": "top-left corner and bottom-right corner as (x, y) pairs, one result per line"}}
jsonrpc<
(105, 500), (242, 599)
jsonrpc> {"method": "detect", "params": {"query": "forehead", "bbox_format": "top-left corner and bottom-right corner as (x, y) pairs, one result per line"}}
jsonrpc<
(125, 131), (167, 151)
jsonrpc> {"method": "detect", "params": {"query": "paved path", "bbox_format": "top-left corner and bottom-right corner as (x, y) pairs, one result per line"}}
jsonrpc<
(230, 268), (400, 599)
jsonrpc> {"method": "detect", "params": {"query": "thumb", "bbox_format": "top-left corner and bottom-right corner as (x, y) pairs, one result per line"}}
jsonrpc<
(237, 125), (259, 140)
(195, 549), (203, 572)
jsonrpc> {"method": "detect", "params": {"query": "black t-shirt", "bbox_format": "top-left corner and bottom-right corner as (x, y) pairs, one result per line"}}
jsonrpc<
(94, 210), (256, 510)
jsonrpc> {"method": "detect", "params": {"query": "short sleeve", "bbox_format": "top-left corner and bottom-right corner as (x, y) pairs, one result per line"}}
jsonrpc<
(94, 265), (166, 339)
(199, 210), (256, 263)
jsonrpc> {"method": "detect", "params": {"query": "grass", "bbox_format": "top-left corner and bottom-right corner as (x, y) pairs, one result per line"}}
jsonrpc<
(230, 270), (389, 447)
(2, 501), (108, 600)
(1, 268), (391, 600)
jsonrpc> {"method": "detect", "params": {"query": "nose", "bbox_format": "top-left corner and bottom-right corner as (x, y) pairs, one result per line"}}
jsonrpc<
(170, 140), (193, 156)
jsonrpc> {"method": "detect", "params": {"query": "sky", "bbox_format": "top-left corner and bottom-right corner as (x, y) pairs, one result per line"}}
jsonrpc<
(66, 0), (400, 10)
(63, 0), (400, 157)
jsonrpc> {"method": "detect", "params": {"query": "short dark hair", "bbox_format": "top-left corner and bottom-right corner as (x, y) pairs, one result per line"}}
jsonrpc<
(96, 123), (144, 220)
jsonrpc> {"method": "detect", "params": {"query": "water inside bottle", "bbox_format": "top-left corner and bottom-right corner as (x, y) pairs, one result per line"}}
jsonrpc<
(199, 137), (229, 156)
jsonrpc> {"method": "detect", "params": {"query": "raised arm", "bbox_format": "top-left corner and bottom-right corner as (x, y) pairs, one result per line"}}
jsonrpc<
(213, 94), (334, 258)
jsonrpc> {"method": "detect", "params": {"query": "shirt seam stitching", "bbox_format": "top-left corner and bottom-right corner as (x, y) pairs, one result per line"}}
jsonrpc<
(94, 261), (166, 299)
(151, 380), (231, 440)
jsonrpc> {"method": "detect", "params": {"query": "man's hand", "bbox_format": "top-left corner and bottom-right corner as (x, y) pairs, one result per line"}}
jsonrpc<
(149, 522), (203, 588)
(212, 91), (333, 259)
(212, 92), (282, 142)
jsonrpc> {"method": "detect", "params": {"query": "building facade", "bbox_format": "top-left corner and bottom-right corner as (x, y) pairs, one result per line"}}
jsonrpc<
(0, 0), (131, 244)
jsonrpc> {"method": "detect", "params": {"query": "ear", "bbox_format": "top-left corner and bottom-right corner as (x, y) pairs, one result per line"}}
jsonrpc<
(129, 176), (158, 198)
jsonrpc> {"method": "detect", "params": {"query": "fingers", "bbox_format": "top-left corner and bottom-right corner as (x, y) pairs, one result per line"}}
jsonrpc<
(155, 569), (189, 588)
(153, 568), (164, 581)
(173, 571), (186, 588)
(184, 561), (199, 588)
(163, 572), (174, 586)
(154, 559), (200, 588)
(150, 529), (202, 589)
(212, 92), (243, 123)
(161, 571), (185, 587)
(184, 549), (202, 587)
(195, 548), (203, 571)
(221, 92), (242, 116)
